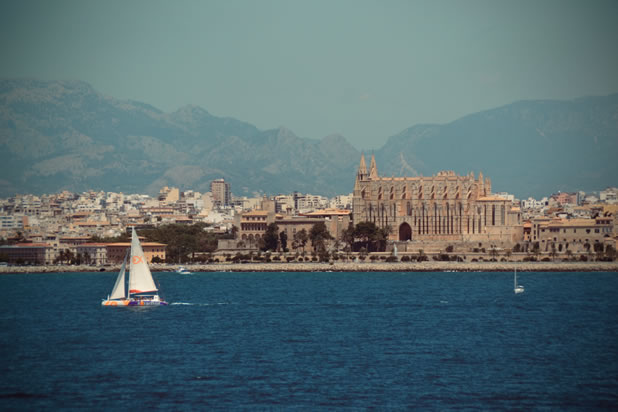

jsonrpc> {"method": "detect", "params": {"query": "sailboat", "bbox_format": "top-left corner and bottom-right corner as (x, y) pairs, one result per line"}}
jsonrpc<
(102, 228), (168, 306)
(514, 268), (524, 294)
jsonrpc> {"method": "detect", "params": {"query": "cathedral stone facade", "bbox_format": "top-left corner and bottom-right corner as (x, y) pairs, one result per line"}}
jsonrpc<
(352, 155), (522, 245)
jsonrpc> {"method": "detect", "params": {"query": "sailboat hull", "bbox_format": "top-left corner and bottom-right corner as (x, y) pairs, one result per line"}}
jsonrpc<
(101, 299), (168, 306)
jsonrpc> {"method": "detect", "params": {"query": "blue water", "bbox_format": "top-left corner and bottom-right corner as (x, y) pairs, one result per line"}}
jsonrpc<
(1, 271), (617, 410)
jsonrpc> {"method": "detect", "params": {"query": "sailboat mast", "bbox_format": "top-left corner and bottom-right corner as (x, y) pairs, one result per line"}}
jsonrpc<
(125, 246), (132, 299)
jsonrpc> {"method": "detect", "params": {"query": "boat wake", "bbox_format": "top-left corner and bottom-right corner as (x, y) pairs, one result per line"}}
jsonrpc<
(170, 302), (231, 306)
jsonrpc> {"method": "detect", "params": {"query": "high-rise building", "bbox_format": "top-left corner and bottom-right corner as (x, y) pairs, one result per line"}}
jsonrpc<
(211, 179), (231, 207)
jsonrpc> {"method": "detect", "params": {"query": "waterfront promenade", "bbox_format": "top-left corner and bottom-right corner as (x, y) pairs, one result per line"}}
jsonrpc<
(2, 261), (617, 273)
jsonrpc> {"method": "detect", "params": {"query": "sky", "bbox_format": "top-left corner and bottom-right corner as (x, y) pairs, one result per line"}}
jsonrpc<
(1, 0), (617, 150)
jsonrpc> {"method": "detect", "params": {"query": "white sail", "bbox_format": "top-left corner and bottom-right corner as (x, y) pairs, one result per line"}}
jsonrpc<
(514, 268), (524, 294)
(109, 253), (127, 300)
(128, 228), (158, 295)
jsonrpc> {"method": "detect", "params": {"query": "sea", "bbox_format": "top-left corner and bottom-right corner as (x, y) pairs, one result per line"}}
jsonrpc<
(1, 271), (617, 410)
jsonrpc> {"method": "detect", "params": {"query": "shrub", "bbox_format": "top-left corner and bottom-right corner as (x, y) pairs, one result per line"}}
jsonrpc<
(400, 255), (411, 262)
(385, 256), (398, 262)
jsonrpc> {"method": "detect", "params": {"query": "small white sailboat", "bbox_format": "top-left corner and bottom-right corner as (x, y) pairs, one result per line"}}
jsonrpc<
(102, 228), (168, 306)
(514, 268), (524, 294)
(176, 266), (192, 274)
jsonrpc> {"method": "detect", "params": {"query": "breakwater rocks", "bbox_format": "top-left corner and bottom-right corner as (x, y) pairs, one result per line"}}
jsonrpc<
(1, 261), (617, 274)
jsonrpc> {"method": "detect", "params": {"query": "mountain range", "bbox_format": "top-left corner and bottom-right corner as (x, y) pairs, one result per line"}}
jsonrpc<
(1, 79), (616, 199)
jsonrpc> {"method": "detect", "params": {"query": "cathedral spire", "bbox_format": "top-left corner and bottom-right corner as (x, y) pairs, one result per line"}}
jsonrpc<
(356, 154), (368, 182)
(369, 154), (378, 179)
(358, 154), (367, 175)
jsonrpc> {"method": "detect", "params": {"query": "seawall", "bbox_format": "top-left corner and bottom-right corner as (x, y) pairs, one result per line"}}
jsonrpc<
(1, 261), (617, 274)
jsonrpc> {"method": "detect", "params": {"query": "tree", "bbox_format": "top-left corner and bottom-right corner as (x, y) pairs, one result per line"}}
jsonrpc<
(549, 242), (557, 261)
(293, 229), (308, 253)
(262, 223), (279, 251)
(140, 223), (218, 263)
(376, 225), (392, 252)
(64, 249), (75, 265)
(341, 224), (355, 252)
(309, 222), (333, 253)
(279, 231), (288, 252)
(354, 221), (379, 252)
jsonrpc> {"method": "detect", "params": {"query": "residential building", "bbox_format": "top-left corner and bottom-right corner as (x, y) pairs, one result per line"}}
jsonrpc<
(0, 243), (55, 265)
(211, 179), (231, 207)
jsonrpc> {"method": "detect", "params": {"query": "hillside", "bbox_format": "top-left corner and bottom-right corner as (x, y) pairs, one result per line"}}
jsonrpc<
(377, 95), (618, 198)
(1, 79), (616, 198)
(0, 80), (360, 197)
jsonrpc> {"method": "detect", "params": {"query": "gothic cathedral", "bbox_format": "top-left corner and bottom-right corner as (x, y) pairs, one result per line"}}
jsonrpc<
(352, 155), (522, 244)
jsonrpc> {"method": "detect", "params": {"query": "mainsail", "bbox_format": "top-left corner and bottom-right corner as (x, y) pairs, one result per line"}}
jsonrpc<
(128, 228), (158, 294)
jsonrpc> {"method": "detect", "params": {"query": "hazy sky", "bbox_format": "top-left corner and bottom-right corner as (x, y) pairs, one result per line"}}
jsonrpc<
(1, 0), (617, 149)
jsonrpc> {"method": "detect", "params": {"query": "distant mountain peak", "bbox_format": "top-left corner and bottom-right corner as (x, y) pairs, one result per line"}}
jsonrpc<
(0, 78), (615, 198)
(173, 104), (211, 116)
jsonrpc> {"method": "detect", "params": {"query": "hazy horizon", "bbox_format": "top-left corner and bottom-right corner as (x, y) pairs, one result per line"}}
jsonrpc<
(2, 0), (617, 150)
